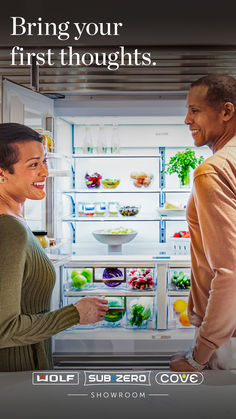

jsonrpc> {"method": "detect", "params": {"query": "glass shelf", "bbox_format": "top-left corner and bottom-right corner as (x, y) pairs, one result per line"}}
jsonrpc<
(62, 189), (191, 194)
(62, 214), (187, 222)
(161, 189), (191, 194)
(168, 291), (190, 297)
(64, 289), (156, 297)
(71, 153), (161, 159)
(47, 152), (72, 159)
(48, 169), (71, 177)
(63, 188), (161, 194)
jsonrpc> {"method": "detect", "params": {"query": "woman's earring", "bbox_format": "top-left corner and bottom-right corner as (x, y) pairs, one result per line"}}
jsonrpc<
(0, 177), (7, 183)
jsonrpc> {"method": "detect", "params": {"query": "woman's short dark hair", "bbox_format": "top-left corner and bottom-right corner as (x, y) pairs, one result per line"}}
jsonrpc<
(191, 74), (236, 111)
(0, 123), (43, 174)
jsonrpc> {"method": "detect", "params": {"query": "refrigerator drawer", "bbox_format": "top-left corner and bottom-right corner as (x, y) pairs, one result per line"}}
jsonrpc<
(168, 296), (193, 329)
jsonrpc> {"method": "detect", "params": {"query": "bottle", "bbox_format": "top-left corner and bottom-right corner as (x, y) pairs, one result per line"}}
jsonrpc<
(45, 130), (55, 153)
(83, 126), (93, 154)
(32, 231), (49, 248)
(111, 124), (120, 154)
(97, 125), (107, 154)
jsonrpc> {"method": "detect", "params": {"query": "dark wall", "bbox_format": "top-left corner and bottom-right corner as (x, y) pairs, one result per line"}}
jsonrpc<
(1, 0), (236, 46)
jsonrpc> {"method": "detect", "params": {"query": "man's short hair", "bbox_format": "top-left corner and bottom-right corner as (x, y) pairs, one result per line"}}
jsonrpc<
(0, 123), (43, 174)
(191, 74), (236, 110)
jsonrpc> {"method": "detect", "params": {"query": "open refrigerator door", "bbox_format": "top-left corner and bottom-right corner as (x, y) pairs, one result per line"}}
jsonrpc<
(2, 78), (54, 233)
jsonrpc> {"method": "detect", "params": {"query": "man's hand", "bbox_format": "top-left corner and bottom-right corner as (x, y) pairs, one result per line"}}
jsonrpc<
(170, 351), (199, 372)
(74, 296), (109, 324)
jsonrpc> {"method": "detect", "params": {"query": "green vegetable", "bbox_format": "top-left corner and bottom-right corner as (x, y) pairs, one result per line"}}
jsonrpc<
(104, 310), (124, 323)
(171, 271), (190, 289)
(129, 304), (151, 327)
(164, 148), (204, 186)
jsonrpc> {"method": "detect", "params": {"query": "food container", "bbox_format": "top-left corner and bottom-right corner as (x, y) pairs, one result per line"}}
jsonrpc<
(102, 267), (124, 287)
(66, 268), (93, 291)
(32, 231), (49, 248)
(108, 202), (119, 215)
(130, 172), (153, 188)
(102, 296), (126, 328)
(119, 205), (140, 216)
(168, 297), (193, 329)
(92, 267), (125, 288)
(85, 172), (102, 189)
(126, 297), (155, 329)
(168, 268), (191, 290)
(95, 202), (106, 215)
(78, 202), (85, 216)
(102, 179), (120, 189)
(84, 203), (95, 216)
(127, 268), (156, 290)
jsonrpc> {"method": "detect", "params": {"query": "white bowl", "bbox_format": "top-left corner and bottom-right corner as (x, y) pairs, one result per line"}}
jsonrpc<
(92, 230), (137, 252)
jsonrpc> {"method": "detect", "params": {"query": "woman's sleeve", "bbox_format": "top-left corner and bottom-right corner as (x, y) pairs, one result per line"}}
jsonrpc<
(0, 218), (79, 348)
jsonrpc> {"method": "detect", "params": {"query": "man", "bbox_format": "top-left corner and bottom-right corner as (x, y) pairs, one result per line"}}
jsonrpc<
(170, 74), (236, 371)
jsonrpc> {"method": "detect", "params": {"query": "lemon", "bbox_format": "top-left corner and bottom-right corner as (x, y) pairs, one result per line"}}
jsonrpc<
(173, 299), (188, 313)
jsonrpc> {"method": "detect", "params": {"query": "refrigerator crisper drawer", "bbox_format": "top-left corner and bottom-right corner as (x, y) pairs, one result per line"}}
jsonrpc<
(63, 295), (156, 330)
(168, 267), (191, 291)
(64, 266), (157, 292)
(168, 296), (194, 329)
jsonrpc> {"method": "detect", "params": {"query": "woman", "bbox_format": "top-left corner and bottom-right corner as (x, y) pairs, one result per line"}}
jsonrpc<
(0, 123), (108, 372)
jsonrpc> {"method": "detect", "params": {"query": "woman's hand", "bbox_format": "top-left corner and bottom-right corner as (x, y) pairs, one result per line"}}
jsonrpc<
(74, 296), (109, 324)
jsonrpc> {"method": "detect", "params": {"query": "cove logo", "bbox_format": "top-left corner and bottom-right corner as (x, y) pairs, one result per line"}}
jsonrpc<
(84, 371), (151, 386)
(155, 372), (204, 385)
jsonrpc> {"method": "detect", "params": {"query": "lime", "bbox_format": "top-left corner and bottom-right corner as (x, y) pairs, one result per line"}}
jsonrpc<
(80, 269), (93, 283)
(72, 274), (87, 289)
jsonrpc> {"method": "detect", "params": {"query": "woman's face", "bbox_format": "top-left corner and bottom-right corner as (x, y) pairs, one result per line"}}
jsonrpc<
(3, 140), (48, 202)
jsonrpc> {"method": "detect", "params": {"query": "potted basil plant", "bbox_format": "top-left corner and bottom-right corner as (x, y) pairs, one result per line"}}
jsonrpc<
(164, 148), (204, 187)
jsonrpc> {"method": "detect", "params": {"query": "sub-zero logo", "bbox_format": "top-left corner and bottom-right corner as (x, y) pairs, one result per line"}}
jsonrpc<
(84, 371), (151, 386)
(155, 372), (204, 385)
(32, 372), (79, 385)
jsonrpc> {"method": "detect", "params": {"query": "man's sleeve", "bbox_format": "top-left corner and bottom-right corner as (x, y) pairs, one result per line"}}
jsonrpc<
(192, 172), (236, 364)
(0, 218), (79, 348)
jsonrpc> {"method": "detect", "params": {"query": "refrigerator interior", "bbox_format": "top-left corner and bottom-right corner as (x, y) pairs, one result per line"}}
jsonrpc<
(51, 103), (211, 364)
(54, 114), (211, 254)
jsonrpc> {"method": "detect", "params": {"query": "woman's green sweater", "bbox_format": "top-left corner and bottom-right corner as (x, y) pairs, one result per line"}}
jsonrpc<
(0, 214), (80, 371)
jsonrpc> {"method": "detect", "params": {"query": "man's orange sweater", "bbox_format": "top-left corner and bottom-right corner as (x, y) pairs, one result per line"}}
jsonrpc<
(187, 136), (236, 365)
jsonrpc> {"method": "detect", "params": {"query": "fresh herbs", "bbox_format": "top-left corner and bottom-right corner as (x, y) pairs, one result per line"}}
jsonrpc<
(164, 148), (204, 186)
(129, 304), (151, 327)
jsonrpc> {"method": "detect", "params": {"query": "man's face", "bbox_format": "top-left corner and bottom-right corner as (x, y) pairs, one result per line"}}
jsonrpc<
(185, 85), (225, 148)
